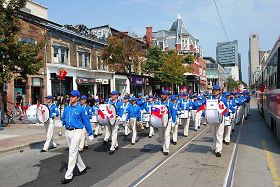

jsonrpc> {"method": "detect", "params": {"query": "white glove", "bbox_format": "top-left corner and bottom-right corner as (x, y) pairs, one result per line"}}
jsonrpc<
(189, 107), (192, 110)
(117, 116), (121, 121)
(88, 135), (94, 142)
(171, 122), (175, 128)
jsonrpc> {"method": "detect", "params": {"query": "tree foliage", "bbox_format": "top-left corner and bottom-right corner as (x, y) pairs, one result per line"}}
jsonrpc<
(183, 54), (195, 64)
(226, 77), (240, 91)
(158, 50), (192, 86)
(144, 46), (164, 78)
(101, 33), (146, 75)
(0, 0), (43, 85)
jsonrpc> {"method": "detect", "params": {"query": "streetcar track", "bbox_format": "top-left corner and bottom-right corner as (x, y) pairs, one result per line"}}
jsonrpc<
(128, 126), (210, 187)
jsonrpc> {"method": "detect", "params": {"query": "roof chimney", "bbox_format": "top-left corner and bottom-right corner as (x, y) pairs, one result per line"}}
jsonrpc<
(146, 26), (153, 47)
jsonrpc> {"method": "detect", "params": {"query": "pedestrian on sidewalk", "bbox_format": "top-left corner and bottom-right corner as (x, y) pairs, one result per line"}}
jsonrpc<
(41, 95), (59, 152)
(61, 90), (94, 184)
(79, 95), (93, 152)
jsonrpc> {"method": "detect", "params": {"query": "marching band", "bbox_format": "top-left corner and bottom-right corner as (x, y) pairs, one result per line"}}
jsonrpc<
(39, 86), (251, 184)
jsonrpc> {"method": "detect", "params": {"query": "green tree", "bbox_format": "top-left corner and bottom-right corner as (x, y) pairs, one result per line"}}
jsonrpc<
(183, 54), (195, 64)
(158, 50), (192, 92)
(0, 0), (43, 85)
(226, 77), (239, 91)
(144, 46), (164, 78)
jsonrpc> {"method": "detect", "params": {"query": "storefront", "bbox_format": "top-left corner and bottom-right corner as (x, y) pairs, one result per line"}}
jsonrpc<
(31, 77), (44, 104)
(76, 77), (95, 96)
(50, 73), (73, 97)
(131, 76), (144, 95)
(113, 74), (130, 96)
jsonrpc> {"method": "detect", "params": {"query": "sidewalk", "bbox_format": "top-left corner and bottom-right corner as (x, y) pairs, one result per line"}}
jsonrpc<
(0, 123), (64, 155)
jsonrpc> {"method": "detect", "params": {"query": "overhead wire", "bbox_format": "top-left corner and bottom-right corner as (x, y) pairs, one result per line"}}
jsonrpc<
(213, 0), (229, 41)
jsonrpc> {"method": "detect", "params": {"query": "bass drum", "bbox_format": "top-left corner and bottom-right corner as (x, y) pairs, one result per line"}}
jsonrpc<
(150, 105), (169, 128)
(97, 104), (117, 126)
(27, 104), (50, 124)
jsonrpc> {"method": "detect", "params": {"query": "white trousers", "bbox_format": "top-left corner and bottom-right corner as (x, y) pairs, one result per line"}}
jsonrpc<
(124, 122), (131, 136)
(146, 122), (155, 136)
(172, 123), (178, 142)
(79, 127), (88, 150)
(245, 102), (250, 117)
(191, 110), (196, 123)
(237, 105), (244, 123)
(210, 123), (225, 153)
(195, 111), (202, 130)
(129, 118), (138, 143)
(182, 117), (191, 136)
(94, 123), (102, 135)
(158, 119), (172, 153)
(65, 129), (86, 179)
(43, 119), (56, 150)
(104, 121), (119, 151)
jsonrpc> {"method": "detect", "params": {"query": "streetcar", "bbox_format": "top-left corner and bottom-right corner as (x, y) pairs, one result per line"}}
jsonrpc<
(256, 37), (280, 142)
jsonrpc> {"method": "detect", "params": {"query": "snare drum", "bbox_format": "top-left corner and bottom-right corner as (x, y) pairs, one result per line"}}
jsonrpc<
(97, 104), (117, 126)
(150, 105), (169, 128)
(206, 100), (222, 124)
(142, 113), (151, 122)
(179, 110), (190, 119)
(27, 104), (50, 124)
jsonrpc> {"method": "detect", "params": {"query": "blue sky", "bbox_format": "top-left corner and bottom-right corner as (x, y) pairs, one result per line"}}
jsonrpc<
(35, 0), (280, 84)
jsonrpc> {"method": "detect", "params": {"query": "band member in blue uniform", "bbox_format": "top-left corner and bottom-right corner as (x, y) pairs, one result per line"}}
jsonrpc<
(105, 91), (122, 155)
(92, 99), (102, 137)
(178, 92), (192, 137)
(79, 95), (93, 152)
(126, 96), (142, 145)
(137, 93), (146, 131)
(244, 91), (251, 119)
(144, 95), (155, 138)
(41, 95), (59, 152)
(61, 90), (94, 184)
(119, 95), (131, 136)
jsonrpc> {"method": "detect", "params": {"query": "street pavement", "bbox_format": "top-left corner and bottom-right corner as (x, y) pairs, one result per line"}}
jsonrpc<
(0, 97), (279, 187)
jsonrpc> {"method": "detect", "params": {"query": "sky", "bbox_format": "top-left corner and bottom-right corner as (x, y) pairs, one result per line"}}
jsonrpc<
(35, 0), (280, 84)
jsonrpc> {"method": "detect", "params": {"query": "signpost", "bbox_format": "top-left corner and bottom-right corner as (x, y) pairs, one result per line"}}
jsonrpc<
(57, 68), (67, 119)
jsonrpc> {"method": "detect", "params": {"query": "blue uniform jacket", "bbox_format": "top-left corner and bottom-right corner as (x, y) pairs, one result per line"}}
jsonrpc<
(83, 104), (92, 119)
(62, 104), (93, 136)
(238, 96), (245, 106)
(178, 99), (192, 111)
(108, 99), (122, 116)
(169, 101), (178, 123)
(222, 98), (235, 117)
(48, 103), (59, 119)
(126, 104), (142, 121)
(92, 105), (99, 114)
(137, 98), (146, 110)
(119, 102), (131, 117)
(145, 101), (154, 113)
(244, 95), (251, 103)
(192, 100), (202, 110)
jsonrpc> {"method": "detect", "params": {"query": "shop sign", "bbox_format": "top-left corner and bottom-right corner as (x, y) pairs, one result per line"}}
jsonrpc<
(102, 79), (109, 84)
(76, 77), (95, 84)
(131, 77), (144, 86)
(96, 79), (102, 83)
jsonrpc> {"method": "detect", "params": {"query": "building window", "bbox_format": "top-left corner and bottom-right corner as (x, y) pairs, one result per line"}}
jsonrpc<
(53, 45), (68, 64)
(78, 51), (90, 68)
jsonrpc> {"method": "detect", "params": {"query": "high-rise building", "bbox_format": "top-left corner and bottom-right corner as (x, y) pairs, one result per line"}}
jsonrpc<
(216, 40), (240, 81)
(248, 34), (260, 86)
(238, 53), (242, 81)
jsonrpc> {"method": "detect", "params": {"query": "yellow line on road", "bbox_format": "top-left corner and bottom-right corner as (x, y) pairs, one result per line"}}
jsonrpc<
(261, 140), (280, 187)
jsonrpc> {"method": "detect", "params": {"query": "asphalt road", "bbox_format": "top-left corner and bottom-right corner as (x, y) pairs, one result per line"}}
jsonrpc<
(0, 98), (279, 187)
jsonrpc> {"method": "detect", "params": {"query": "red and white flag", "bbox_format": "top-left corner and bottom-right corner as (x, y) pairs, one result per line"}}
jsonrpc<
(217, 100), (228, 116)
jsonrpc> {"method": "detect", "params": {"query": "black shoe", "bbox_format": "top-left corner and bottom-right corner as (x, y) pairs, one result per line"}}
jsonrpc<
(194, 129), (198, 131)
(103, 140), (108, 145)
(163, 152), (169, 155)
(173, 142), (177, 145)
(131, 142), (135, 145)
(216, 152), (221, 157)
(204, 123), (207, 126)
(149, 136), (152, 138)
(94, 135), (98, 138)
(61, 178), (72, 184)
(99, 133), (103, 136)
(225, 142), (230, 145)
(109, 150), (114, 155)
(115, 146), (119, 150)
(85, 145), (89, 150)
(232, 129), (235, 132)
(183, 135), (188, 137)
(161, 148), (163, 152)
(50, 146), (57, 150)
(76, 168), (87, 176)
(198, 126), (201, 129)
(245, 117), (248, 120)
(40, 149), (47, 153)
(171, 139), (174, 143)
